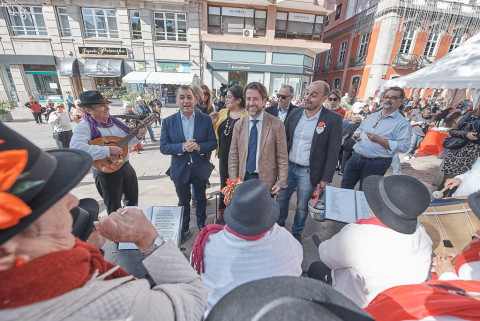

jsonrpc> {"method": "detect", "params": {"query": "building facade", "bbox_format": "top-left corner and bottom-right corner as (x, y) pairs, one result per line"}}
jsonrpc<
(0, 0), (202, 105)
(201, 0), (334, 98)
(315, 0), (480, 101)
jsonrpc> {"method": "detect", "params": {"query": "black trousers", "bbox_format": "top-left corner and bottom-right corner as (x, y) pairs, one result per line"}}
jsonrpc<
(92, 161), (138, 214)
(54, 130), (73, 149)
(32, 112), (43, 123)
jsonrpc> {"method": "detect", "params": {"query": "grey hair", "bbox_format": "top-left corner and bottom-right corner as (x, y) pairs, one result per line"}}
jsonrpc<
(281, 85), (295, 97)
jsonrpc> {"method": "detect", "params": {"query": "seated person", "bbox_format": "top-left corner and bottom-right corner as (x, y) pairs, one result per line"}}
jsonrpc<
(309, 175), (433, 308)
(431, 191), (480, 281)
(0, 123), (207, 321)
(445, 156), (480, 197)
(365, 192), (480, 321)
(190, 179), (303, 315)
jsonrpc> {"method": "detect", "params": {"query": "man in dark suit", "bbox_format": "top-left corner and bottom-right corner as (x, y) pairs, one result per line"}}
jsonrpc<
(160, 85), (217, 242)
(276, 81), (343, 243)
(265, 84), (298, 123)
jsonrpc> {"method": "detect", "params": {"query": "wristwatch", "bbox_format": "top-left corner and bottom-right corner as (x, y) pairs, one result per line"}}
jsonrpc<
(142, 235), (165, 258)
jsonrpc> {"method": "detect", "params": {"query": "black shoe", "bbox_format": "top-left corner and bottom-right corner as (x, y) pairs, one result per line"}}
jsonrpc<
(292, 233), (302, 244)
(278, 223), (285, 227)
(151, 139), (158, 142)
(181, 229), (190, 244)
(197, 223), (206, 231)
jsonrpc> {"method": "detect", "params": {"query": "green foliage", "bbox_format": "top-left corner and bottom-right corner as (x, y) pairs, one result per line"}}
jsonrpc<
(0, 100), (15, 115)
(120, 91), (149, 105)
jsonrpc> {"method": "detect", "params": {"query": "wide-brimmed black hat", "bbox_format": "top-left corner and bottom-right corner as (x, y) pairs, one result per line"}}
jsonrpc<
(363, 175), (431, 234)
(77, 90), (112, 107)
(468, 192), (480, 219)
(224, 179), (279, 235)
(206, 277), (374, 321)
(0, 122), (92, 244)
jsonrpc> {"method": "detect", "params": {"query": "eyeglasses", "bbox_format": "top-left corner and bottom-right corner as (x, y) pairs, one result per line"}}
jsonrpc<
(276, 94), (290, 100)
(203, 92), (209, 96)
(383, 96), (400, 100)
(328, 97), (338, 101)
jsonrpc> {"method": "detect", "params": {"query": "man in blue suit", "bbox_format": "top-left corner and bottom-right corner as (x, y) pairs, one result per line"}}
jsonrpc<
(160, 85), (217, 243)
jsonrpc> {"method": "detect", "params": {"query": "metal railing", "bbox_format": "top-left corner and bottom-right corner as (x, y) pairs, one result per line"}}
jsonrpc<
(349, 56), (366, 67)
(333, 61), (344, 70)
(392, 52), (418, 68)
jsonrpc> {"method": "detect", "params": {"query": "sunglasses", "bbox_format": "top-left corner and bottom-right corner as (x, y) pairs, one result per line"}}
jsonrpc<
(328, 97), (338, 101)
(383, 96), (400, 100)
(203, 92), (209, 96)
(276, 94), (290, 100)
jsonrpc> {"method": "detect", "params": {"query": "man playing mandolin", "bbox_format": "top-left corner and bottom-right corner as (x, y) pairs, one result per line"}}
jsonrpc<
(70, 91), (148, 214)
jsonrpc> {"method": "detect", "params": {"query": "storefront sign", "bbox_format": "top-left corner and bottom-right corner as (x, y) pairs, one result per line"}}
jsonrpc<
(207, 62), (312, 76)
(222, 7), (254, 18)
(289, 13), (315, 23)
(135, 61), (146, 72)
(155, 61), (191, 73)
(79, 47), (128, 58)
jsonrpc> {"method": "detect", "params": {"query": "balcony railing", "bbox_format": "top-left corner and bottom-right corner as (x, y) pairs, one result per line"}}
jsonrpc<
(349, 56), (366, 67)
(392, 52), (418, 68)
(333, 61), (344, 70)
(322, 64), (330, 72)
(417, 55), (437, 68)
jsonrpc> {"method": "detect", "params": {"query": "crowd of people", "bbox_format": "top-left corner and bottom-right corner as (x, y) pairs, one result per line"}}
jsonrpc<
(5, 82), (480, 320)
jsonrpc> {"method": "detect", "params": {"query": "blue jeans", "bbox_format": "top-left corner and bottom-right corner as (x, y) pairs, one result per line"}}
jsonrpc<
(391, 153), (402, 175)
(405, 134), (424, 156)
(141, 125), (155, 141)
(277, 162), (314, 235)
(340, 153), (392, 190)
(174, 175), (207, 231)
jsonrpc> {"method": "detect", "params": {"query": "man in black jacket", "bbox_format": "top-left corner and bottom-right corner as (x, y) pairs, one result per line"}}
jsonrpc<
(265, 85), (298, 123)
(276, 81), (343, 242)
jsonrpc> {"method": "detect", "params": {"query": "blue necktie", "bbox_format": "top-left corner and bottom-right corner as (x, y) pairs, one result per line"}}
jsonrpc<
(246, 120), (258, 174)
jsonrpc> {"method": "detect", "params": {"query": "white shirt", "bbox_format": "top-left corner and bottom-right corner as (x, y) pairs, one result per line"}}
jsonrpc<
(196, 224), (303, 316)
(289, 109), (321, 166)
(319, 222), (432, 308)
(453, 157), (480, 196)
(248, 112), (264, 173)
(70, 120), (138, 161)
(277, 103), (291, 122)
(48, 111), (72, 132)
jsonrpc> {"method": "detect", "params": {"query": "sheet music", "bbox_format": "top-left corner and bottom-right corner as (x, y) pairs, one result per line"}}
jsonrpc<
(324, 186), (371, 223)
(118, 206), (183, 250)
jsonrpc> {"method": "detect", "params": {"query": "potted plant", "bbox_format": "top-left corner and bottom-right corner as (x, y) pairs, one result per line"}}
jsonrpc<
(0, 100), (15, 122)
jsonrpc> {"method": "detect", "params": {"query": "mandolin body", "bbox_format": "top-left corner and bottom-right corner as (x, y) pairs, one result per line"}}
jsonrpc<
(89, 136), (129, 173)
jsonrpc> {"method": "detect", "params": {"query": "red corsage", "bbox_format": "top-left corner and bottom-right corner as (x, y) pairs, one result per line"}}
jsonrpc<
(220, 177), (243, 206)
(317, 121), (326, 127)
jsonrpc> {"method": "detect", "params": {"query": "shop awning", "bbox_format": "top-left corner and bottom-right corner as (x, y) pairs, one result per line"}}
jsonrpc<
(145, 72), (194, 85)
(58, 58), (80, 77)
(122, 71), (151, 84)
(84, 59), (124, 77)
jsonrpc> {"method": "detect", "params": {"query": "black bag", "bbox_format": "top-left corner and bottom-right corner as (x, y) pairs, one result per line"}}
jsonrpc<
(53, 131), (61, 140)
(442, 136), (468, 149)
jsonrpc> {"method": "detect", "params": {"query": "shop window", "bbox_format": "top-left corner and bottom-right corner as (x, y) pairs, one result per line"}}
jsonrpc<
(212, 49), (266, 64)
(207, 6), (267, 37)
(57, 7), (71, 37)
(270, 73), (301, 97)
(25, 70), (61, 102)
(275, 12), (324, 41)
(338, 40), (347, 63)
(154, 12), (187, 41)
(335, 4), (342, 21)
(130, 10), (142, 40)
(8, 6), (47, 36)
(82, 8), (118, 38)
(94, 77), (126, 98)
(358, 32), (370, 57)
(423, 26), (441, 57)
(333, 77), (341, 89)
(0, 65), (19, 103)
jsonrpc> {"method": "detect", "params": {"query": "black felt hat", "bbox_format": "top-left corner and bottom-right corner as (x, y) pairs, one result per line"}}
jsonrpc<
(206, 276), (374, 321)
(78, 90), (112, 107)
(363, 175), (431, 234)
(223, 179), (279, 235)
(0, 122), (92, 244)
(468, 192), (480, 219)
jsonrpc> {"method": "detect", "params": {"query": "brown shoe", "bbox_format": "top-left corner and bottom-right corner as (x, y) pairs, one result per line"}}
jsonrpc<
(215, 208), (225, 225)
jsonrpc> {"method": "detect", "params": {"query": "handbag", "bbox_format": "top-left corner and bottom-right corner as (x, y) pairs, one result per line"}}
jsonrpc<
(53, 131), (61, 140)
(442, 136), (468, 149)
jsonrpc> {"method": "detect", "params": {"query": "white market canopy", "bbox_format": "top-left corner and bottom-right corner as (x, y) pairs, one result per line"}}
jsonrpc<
(385, 31), (480, 107)
(145, 72), (194, 85)
(122, 71), (151, 84)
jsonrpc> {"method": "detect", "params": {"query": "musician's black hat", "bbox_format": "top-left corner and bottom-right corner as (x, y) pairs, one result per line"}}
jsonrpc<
(363, 175), (431, 234)
(0, 122), (92, 244)
(468, 192), (480, 219)
(78, 90), (112, 107)
(206, 277), (374, 321)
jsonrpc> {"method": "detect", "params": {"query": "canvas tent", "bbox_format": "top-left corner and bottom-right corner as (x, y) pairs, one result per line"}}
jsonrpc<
(385, 31), (480, 108)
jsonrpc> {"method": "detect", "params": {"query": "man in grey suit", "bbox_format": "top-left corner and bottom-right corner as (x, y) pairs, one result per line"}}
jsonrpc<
(276, 81), (343, 243)
(265, 85), (298, 123)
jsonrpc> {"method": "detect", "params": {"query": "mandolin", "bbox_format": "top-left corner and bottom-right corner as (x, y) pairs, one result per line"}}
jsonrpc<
(89, 114), (157, 173)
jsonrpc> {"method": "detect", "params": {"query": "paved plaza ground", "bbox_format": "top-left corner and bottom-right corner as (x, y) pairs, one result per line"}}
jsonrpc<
(3, 101), (443, 276)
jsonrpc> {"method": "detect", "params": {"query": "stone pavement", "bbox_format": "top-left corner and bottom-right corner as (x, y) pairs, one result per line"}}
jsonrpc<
(3, 102), (443, 276)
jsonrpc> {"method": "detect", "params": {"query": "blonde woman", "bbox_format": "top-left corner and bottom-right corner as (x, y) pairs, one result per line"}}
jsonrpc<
(48, 102), (73, 148)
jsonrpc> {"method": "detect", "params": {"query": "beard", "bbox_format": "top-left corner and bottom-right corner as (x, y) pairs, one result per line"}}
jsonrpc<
(384, 102), (393, 109)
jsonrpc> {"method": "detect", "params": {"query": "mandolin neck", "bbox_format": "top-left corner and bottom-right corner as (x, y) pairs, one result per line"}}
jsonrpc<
(118, 128), (139, 148)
